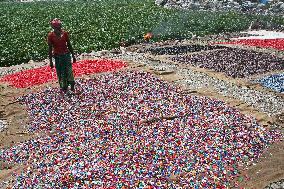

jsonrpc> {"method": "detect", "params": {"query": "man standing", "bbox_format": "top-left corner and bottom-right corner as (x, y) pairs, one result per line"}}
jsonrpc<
(48, 18), (76, 92)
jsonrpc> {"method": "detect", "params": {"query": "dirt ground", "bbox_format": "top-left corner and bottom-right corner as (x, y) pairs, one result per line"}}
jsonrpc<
(0, 41), (283, 188)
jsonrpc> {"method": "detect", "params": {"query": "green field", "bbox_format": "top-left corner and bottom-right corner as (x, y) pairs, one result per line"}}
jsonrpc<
(0, 0), (283, 66)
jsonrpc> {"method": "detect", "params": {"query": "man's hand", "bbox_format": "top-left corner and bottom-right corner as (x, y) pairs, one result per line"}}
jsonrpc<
(50, 61), (54, 69)
(72, 55), (76, 63)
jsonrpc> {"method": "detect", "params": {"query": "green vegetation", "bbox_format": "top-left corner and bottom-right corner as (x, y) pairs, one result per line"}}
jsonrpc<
(0, 0), (283, 66)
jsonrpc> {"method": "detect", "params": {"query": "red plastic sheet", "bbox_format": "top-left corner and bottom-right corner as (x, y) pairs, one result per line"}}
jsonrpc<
(217, 39), (284, 51)
(0, 59), (127, 88)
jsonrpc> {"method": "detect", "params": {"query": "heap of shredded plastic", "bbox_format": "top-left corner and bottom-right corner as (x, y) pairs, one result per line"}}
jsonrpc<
(255, 73), (284, 93)
(0, 59), (127, 88)
(218, 39), (284, 51)
(173, 48), (284, 78)
(0, 71), (282, 188)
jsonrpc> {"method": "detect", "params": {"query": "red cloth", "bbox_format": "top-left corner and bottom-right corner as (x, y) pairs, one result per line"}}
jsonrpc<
(47, 30), (70, 56)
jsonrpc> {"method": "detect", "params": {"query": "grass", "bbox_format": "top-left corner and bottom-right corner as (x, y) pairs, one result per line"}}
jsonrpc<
(0, 0), (283, 66)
